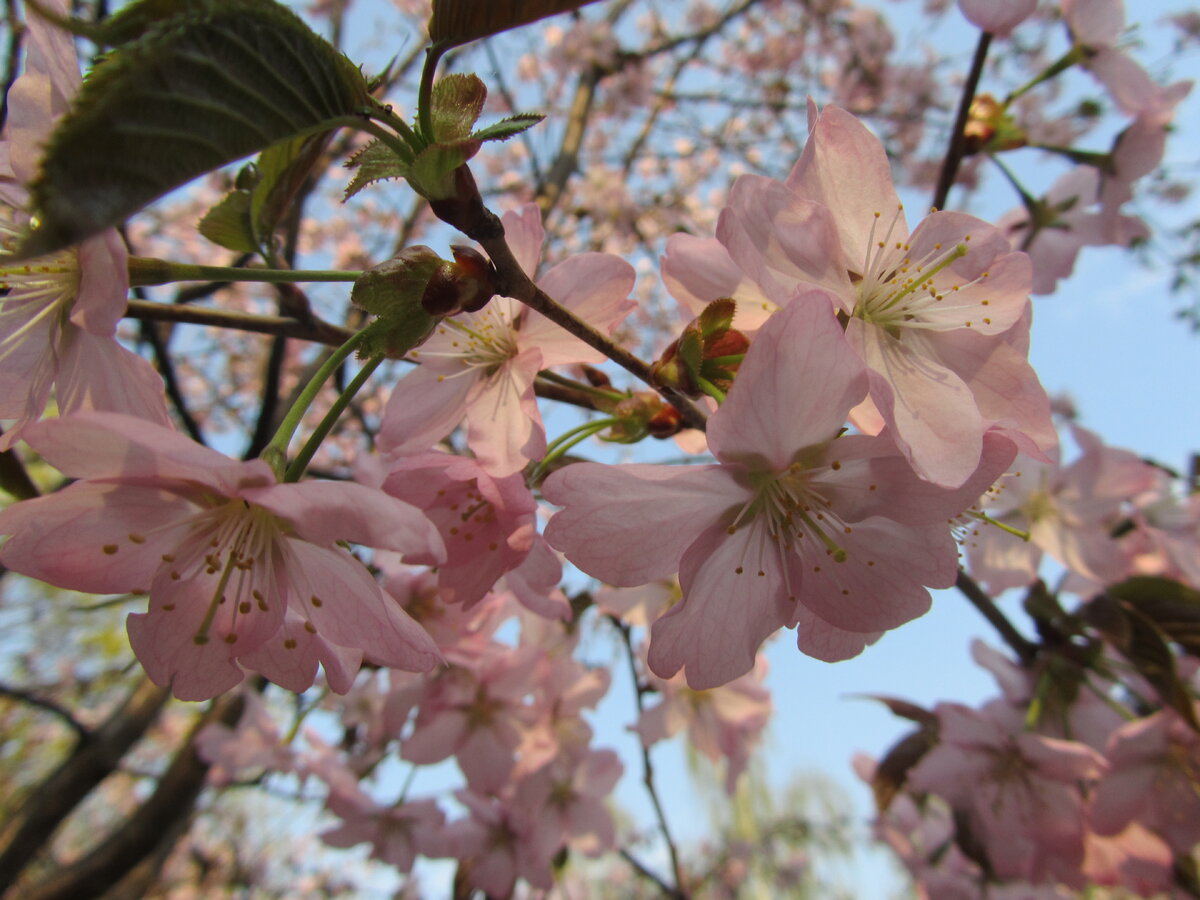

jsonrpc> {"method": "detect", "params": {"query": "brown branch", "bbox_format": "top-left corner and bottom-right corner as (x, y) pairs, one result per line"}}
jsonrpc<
(19, 692), (247, 900)
(124, 299), (354, 346)
(0, 681), (88, 740)
(0, 676), (169, 895)
(613, 619), (689, 899)
(955, 569), (1038, 665)
(932, 31), (992, 211)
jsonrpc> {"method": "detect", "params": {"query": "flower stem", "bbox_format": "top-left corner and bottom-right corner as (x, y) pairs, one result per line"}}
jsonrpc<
(285, 354), (385, 483)
(128, 257), (362, 287)
(261, 330), (368, 479)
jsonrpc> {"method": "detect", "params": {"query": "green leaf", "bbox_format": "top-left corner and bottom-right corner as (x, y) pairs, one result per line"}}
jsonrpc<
(871, 727), (936, 813)
(1107, 576), (1200, 657)
(407, 142), (474, 201)
(351, 247), (441, 357)
(470, 113), (545, 144)
(431, 73), (486, 142)
(429, 0), (604, 49)
(344, 140), (410, 201)
(1085, 592), (1200, 731)
(16, 0), (371, 260)
(250, 133), (334, 245)
(698, 298), (736, 337)
(197, 189), (257, 253)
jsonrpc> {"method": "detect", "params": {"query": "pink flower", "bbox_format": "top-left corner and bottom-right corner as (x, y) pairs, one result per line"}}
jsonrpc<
(378, 204), (634, 476)
(1090, 709), (1200, 856)
(965, 424), (1155, 593)
(381, 450), (567, 618)
(0, 1), (169, 448)
(717, 103), (1050, 486)
(957, 0), (1036, 37)
(635, 656), (772, 794)
(906, 701), (1107, 886)
(544, 291), (1016, 689)
(0, 413), (445, 699)
(997, 168), (1149, 295)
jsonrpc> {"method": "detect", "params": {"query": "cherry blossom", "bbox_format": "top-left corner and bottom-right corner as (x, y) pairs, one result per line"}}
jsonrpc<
(381, 450), (567, 618)
(378, 204), (634, 476)
(0, 0), (169, 448)
(906, 700), (1107, 886)
(544, 291), (1016, 688)
(716, 103), (1051, 486)
(0, 413), (445, 699)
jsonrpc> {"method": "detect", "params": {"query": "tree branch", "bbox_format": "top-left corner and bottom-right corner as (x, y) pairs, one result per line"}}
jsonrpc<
(0, 676), (169, 895)
(955, 569), (1038, 665)
(20, 692), (247, 900)
(613, 619), (689, 899)
(0, 681), (88, 740)
(932, 31), (992, 211)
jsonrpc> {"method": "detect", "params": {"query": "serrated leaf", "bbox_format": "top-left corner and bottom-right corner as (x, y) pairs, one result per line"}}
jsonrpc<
(251, 133), (334, 245)
(25, 0), (190, 46)
(677, 329), (703, 378)
(1107, 576), (1200, 657)
(344, 140), (410, 200)
(429, 0), (604, 48)
(408, 142), (474, 201)
(197, 189), (257, 253)
(470, 113), (545, 144)
(16, 0), (371, 259)
(351, 248), (441, 357)
(698, 298), (736, 337)
(431, 73), (486, 142)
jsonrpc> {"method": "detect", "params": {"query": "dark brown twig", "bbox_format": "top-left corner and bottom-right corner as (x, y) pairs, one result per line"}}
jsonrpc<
(932, 32), (992, 211)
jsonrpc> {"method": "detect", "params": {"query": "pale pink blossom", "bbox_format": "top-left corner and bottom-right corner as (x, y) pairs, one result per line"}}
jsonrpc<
(1090, 709), (1200, 856)
(382, 450), (567, 618)
(0, 1), (169, 447)
(907, 701), (1106, 887)
(378, 204), (634, 476)
(965, 425), (1156, 593)
(957, 0), (1036, 37)
(635, 656), (772, 794)
(194, 690), (295, 786)
(544, 292), (1016, 689)
(717, 103), (1051, 486)
(997, 168), (1149, 295)
(443, 789), (555, 896)
(512, 747), (623, 859)
(322, 790), (448, 873)
(0, 414), (444, 699)
(401, 644), (541, 792)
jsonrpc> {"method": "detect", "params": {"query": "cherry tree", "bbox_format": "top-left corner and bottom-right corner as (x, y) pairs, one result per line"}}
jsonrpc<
(0, 0), (1197, 897)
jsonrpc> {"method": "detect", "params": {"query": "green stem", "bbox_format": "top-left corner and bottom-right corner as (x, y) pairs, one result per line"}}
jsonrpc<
(342, 114), (418, 164)
(1006, 45), (1087, 105)
(537, 369), (626, 402)
(418, 44), (447, 143)
(530, 418), (619, 484)
(261, 330), (368, 478)
(285, 354), (385, 482)
(696, 376), (726, 405)
(128, 257), (361, 288)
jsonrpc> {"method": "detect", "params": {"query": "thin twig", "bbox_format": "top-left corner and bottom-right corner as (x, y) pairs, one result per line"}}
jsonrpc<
(955, 569), (1038, 665)
(124, 299), (355, 345)
(932, 31), (992, 211)
(0, 681), (89, 740)
(614, 619), (689, 899)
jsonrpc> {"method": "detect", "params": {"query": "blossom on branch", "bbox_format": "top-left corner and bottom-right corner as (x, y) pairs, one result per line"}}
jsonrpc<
(715, 103), (1053, 487)
(379, 204), (634, 476)
(0, 414), (445, 699)
(544, 292), (1016, 689)
(0, 0), (168, 447)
